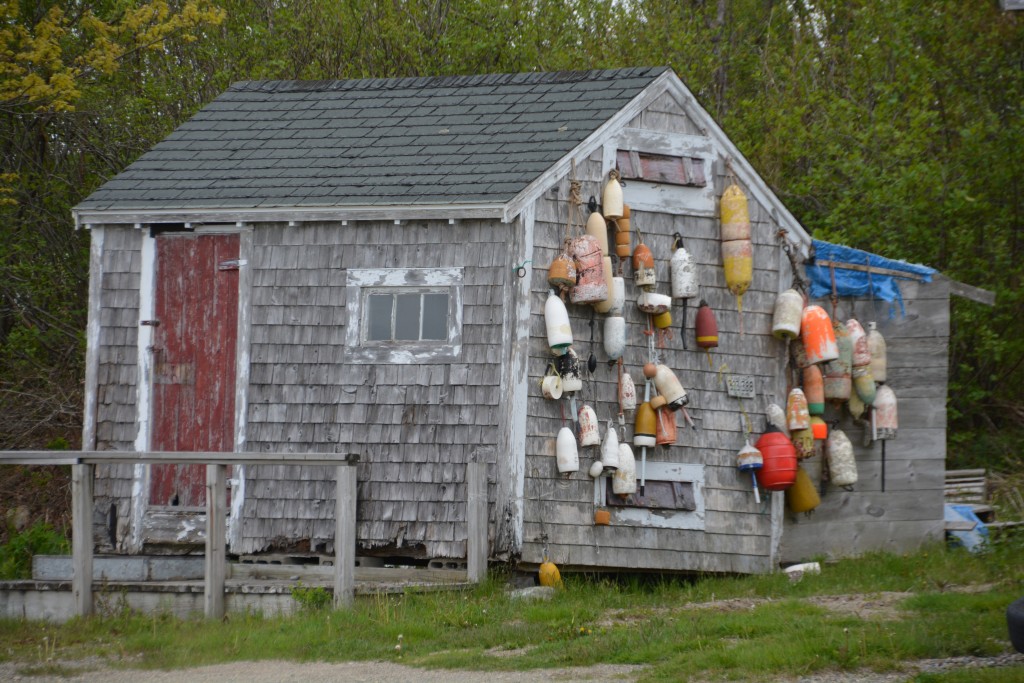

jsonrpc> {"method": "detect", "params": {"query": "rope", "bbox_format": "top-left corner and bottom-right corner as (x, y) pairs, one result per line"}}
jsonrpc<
(829, 262), (839, 319)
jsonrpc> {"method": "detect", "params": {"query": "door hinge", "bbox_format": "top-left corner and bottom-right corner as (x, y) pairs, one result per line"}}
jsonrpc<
(218, 259), (246, 271)
(140, 320), (160, 326)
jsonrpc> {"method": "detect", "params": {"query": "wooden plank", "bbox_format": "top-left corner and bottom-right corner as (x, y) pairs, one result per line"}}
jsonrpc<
(334, 464), (357, 608)
(946, 279), (996, 305)
(812, 259), (928, 283)
(466, 461), (488, 582)
(71, 463), (95, 617)
(0, 451), (355, 466)
(780, 519), (943, 563)
(204, 464), (227, 619)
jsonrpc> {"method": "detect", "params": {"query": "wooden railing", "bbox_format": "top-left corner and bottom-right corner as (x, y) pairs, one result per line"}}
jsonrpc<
(0, 452), (488, 619)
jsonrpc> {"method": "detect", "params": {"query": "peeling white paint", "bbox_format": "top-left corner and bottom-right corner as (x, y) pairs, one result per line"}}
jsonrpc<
(130, 232), (156, 553)
(608, 462), (706, 531)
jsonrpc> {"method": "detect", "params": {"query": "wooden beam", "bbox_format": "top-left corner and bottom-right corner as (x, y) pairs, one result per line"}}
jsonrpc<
(466, 461), (488, 583)
(71, 464), (94, 617)
(812, 259), (928, 282)
(204, 464), (227, 619)
(334, 464), (357, 608)
(947, 279), (996, 306)
(0, 451), (351, 466)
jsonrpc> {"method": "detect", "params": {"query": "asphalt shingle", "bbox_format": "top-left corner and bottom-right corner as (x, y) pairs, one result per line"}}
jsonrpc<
(76, 67), (669, 212)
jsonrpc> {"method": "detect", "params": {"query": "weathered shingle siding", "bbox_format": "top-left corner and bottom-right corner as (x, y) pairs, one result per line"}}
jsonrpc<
(781, 278), (950, 561)
(520, 93), (785, 573)
(92, 226), (142, 552)
(239, 220), (504, 557)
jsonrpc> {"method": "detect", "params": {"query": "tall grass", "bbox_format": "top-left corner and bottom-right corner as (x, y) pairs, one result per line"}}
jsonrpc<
(0, 539), (1021, 682)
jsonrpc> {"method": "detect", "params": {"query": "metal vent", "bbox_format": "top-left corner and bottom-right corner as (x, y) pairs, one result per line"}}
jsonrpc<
(726, 375), (756, 399)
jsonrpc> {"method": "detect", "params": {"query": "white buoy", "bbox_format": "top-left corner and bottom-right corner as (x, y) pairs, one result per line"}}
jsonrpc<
(586, 211), (609, 256)
(601, 421), (620, 470)
(771, 289), (804, 339)
(612, 443), (636, 495)
(619, 372), (637, 411)
(578, 404), (601, 447)
(670, 238), (699, 300)
(653, 364), (688, 411)
(826, 428), (858, 487)
(556, 427), (579, 475)
(593, 257), (616, 313)
(588, 460), (605, 478)
(603, 316), (626, 360)
(637, 290), (672, 315)
(867, 322), (887, 383)
(544, 292), (572, 354)
(603, 172), (623, 219)
(607, 276), (625, 316)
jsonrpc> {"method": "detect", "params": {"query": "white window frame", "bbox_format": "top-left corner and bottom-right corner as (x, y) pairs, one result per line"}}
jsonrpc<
(344, 267), (463, 364)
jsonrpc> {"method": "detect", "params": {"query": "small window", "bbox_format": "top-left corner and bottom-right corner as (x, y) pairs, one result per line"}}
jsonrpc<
(345, 267), (463, 364)
(364, 291), (450, 342)
(605, 479), (696, 511)
(616, 149), (707, 187)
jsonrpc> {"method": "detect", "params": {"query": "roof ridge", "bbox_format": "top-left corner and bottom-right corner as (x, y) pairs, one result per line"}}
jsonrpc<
(229, 66), (669, 93)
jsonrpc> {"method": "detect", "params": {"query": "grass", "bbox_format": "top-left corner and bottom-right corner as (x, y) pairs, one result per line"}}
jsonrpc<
(0, 538), (1022, 683)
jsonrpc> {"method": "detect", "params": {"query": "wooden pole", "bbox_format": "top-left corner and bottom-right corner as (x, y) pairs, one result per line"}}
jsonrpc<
(204, 464), (227, 619)
(71, 463), (94, 617)
(334, 464), (357, 608)
(466, 461), (488, 583)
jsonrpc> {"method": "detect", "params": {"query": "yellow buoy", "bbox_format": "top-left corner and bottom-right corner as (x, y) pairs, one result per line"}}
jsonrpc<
(720, 182), (753, 332)
(539, 557), (563, 588)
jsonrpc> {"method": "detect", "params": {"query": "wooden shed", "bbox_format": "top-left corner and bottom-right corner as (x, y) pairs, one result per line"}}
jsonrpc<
(74, 67), (958, 574)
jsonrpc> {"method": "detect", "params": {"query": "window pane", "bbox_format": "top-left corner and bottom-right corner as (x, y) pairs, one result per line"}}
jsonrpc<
(366, 294), (394, 341)
(421, 293), (449, 340)
(394, 293), (421, 340)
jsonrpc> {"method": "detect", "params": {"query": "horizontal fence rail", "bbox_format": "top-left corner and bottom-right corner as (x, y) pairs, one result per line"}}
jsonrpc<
(0, 452), (488, 619)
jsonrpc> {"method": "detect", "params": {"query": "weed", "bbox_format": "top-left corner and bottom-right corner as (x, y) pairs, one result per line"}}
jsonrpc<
(0, 520), (68, 579)
(291, 583), (332, 611)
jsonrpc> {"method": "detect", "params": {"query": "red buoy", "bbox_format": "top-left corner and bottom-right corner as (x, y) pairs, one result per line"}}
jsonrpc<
(695, 300), (718, 367)
(754, 426), (798, 491)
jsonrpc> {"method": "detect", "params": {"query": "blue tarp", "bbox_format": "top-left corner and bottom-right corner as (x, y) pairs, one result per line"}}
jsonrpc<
(808, 240), (936, 316)
(945, 503), (989, 553)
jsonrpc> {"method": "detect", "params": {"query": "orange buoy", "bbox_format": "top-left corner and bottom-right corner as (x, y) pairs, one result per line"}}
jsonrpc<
(803, 364), (825, 415)
(810, 416), (828, 440)
(755, 426), (798, 491)
(614, 204), (631, 259)
(547, 250), (576, 292)
(801, 306), (838, 365)
(633, 243), (656, 289)
(655, 407), (677, 446)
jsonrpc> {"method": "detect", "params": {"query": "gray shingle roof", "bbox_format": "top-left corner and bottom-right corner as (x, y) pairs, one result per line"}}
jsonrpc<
(75, 68), (669, 213)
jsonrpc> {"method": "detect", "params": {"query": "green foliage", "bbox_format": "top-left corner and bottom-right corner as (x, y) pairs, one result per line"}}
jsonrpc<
(291, 583), (332, 611)
(0, 520), (68, 579)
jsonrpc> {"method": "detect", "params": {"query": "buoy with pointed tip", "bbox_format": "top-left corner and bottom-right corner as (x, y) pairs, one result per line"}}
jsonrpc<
(633, 243), (656, 289)
(787, 388), (811, 431)
(766, 403), (789, 435)
(612, 443), (636, 495)
(603, 170), (624, 219)
(847, 319), (871, 367)
(556, 427), (579, 476)
(803, 364), (825, 415)
(695, 300), (719, 367)
(601, 421), (620, 470)
(586, 211), (609, 256)
(826, 428), (858, 487)
(772, 289), (804, 339)
(619, 371), (636, 411)
(736, 441), (763, 503)
(853, 365), (876, 405)
(544, 292), (572, 354)
(801, 306), (838, 364)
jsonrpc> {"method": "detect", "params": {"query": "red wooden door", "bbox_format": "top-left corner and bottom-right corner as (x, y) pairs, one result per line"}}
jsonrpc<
(149, 233), (239, 508)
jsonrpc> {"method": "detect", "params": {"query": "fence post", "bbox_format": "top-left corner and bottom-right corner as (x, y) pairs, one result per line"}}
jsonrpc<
(466, 461), (488, 583)
(334, 464), (357, 608)
(205, 463), (227, 619)
(71, 463), (94, 617)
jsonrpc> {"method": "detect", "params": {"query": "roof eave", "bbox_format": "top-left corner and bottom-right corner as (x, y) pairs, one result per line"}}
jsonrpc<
(72, 202), (508, 228)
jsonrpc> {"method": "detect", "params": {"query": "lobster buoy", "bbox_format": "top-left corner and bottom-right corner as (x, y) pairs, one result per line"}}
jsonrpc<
(670, 235), (699, 300)
(848, 390), (867, 420)
(755, 426), (798, 491)
(786, 466), (821, 513)
(720, 182), (753, 331)
(874, 385), (898, 439)
(548, 251), (576, 292)
(603, 316), (626, 360)
(586, 211), (609, 256)
(772, 289), (804, 339)
(612, 443), (637, 495)
(787, 388), (811, 431)
(803, 364), (825, 415)
(826, 428), (858, 487)
(603, 170), (624, 219)
(695, 300), (719, 367)
(619, 371), (636, 411)
(601, 421), (620, 470)
(607, 276), (625, 316)
(791, 426), (815, 459)
(614, 204), (631, 259)
(653, 364), (688, 411)
(766, 403), (789, 435)
(544, 292), (572, 354)
(578, 404), (600, 446)
(801, 306), (838, 364)
(592, 257), (615, 313)
(655, 407), (677, 446)
(556, 427), (579, 475)
(588, 460), (605, 478)
(823, 320), (852, 402)
(853, 365), (876, 405)
(737, 442), (764, 503)
(653, 310), (672, 329)
(634, 402), (657, 448)
(810, 415), (828, 440)
(790, 338), (811, 369)
(637, 290), (671, 314)
(867, 322), (887, 383)
(538, 556), (563, 588)
(569, 235), (608, 304)
(847, 319), (871, 367)
(632, 243), (656, 289)
(557, 347), (583, 393)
